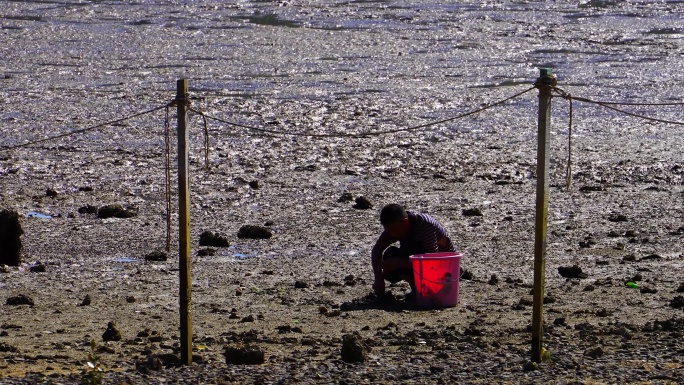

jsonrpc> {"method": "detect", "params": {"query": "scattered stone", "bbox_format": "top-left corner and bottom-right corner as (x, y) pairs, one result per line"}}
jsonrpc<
(553, 317), (566, 326)
(341, 333), (370, 363)
(318, 306), (329, 314)
(240, 315), (255, 323)
(6, 294), (34, 306)
(126, 296), (136, 303)
(97, 204), (136, 219)
(136, 354), (163, 373)
(624, 230), (638, 238)
(248, 180), (260, 189)
(460, 268), (474, 281)
(639, 254), (662, 262)
(326, 309), (341, 317)
(102, 321), (122, 342)
(77, 205), (98, 214)
(462, 208), (483, 217)
(78, 186), (94, 192)
(46, 189), (58, 197)
(144, 251), (168, 262)
(0, 265), (9, 273)
(596, 308), (610, 317)
(585, 346), (604, 358)
(607, 230), (621, 238)
(0, 210), (23, 266)
(488, 274), (499, 285)
(197, 248), (216, 257)
(337, 192), (354, 203)
(224, 345), (265, 365)
(579, 238), (597, 248)
(522, 361), (539, 371)
(640, 285), (657, 294)
(29, 261), (46, 273)
(352, 196), (372, 210)
(294, 280), (308, 289)
(558, 265), (588, 279)
(80, 295), (92, 306)
(677, 283), (684, 293)
(0, 342), (18, 353)
(622, 254), (636, 262)
(237, 225), (272, 240)
(199, 231), (231, 247)
(632, 273), (643, 282)
(607, 214), (628, 222)
(579, 185), (605, 192)
(670, 296), (684, 309)
(583, 285), (595, 292)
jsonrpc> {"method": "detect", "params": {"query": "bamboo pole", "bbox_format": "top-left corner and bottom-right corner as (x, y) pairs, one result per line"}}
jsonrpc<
(531, 68), (554, 363)
(176, 79), (193, 365)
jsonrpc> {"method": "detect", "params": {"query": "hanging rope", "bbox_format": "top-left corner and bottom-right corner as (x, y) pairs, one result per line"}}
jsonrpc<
(187, 86), (536, 139)
(566, 96), (573, 190)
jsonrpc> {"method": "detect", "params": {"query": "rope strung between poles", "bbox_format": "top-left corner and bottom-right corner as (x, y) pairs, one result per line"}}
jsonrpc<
(552, 87), (684, 126)
(188, 86), (536, 139)
(566, 96), (573, 190)
(0, 105), (169, 152)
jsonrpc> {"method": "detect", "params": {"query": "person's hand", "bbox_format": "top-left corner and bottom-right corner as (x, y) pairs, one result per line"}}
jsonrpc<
(372, 278), (385, 296)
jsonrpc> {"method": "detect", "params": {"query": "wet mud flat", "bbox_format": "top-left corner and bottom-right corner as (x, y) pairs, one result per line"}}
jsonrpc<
(1, 0), (684, 384)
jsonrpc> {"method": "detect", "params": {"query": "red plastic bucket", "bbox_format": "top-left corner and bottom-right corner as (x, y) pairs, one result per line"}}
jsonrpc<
(409, 252), (463, 308)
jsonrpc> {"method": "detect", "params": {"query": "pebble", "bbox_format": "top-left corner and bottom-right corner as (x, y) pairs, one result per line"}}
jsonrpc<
(224, 345), (265, 365)
(341, 333), (370, 363)
(337, 192), (354, 203)
(29, 262), (46, 273)
(488, 274), (499, 285)
(352, 196), (372, 210)
(558, 265), (588, 279)
(670, 296), (684, 309)
(79, 295), (92, 306)
(126, 296), (136, 303)
(462, 208), (483, 217)
(294, 280), (308, 289)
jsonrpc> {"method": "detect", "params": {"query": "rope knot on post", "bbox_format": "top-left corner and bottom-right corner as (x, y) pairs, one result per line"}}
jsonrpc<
(534, 69), (558, 88)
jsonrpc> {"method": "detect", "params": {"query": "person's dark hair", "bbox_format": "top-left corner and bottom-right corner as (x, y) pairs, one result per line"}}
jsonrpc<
(380, 204), (407, 225)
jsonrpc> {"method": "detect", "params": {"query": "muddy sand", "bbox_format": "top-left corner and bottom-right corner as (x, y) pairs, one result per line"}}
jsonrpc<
(1, 0), (683, 384)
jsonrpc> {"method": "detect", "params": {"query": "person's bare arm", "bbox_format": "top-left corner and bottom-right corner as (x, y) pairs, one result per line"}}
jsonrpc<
(437, 235), (452, 250)
(371, 233), (394, 281)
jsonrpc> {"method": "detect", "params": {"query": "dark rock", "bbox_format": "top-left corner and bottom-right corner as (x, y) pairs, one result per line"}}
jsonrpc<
(240, 315), (255, 323)
(0, 265), (9, 273)
(670, 296), (684, 309)
(624, 230), (638, 238)
(460, 268), (474, 281)
(102, 321), (121, 342)
(596, 308), (610, 317)
(640, 285), (657, 294)
(80, 295), (92, 306)
(294, 281), (308, 289)
(607, 230), (621, 238)
(462, 208), (483, 217)
(199, 231), (231, 246)
(97, 204), (135, 219)
(585, 346), (604, 358)
(579, 185), (605, 192)
(126, 296), (136, 303)
(6, 294), (34, 306)
(155, 353), (180, 368)
(677, 283), (684, 293)
(29, 262), (46, 273)
(0, 210), (23, 266)
(522, 361), (539, 371)
(553, 317), (566, 326)
(46, 189), (58, 197)
(639, 254), (662, 262)
(607, 214), (628, 222)
(544, 296), (557, 304)
(488, 274), (499, 285)
(352, 196), (372, 210)
(224, 345), (265, 365)
(197, 248), (216, 257)
(583, 285), (595, 292)
(78, 186), (94, 192)
(341, 333), (370, 363)
(0, 342), (18, 353)
(622, 254), (636, 262)
(337, 192), (354, 203)
(136, 354), (163, 373)
(558, 265), (588, 279)
(77, 205), (98, 214)
(632, 273), (643, 282)
(237, 225), (272, 240)
(144, 251), (168, 262)
(248, 180), (260, 189)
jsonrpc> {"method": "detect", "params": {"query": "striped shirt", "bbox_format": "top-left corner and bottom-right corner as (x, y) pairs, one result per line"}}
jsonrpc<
(378, 211), (455, 256)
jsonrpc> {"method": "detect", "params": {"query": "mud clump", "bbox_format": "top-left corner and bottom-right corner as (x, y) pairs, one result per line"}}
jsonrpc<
(558, 265), (588, 279)
(97, 204), (136, 219)
(0, 209), (23, 266)
(6, 294), (34, 306)
(102, 321), (122, 342)
(197, 248), (216, 256)
(77, 205), (98, 214)
(341, 333), (370, 363)
(29, 261), (46, 273)
(462, 208), (483, 217)
(670, 296), (684, 309)
(224, 345), (265, 365)
(337, 192), (354, 203)
(294, 280), (309, 289)
(585, 346), (605, 358)
(144, 251), (168, 262)
(79, 294), (92, 306)
(237, 225), (272, 240)
(352, 196), (372, 210)
(199, 231), (230, 247)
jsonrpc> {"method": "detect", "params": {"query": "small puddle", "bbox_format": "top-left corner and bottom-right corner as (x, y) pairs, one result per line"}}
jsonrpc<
(115, 257), (138, 263)
(232, 253), (253, 259)
(26, 211), (52, 219)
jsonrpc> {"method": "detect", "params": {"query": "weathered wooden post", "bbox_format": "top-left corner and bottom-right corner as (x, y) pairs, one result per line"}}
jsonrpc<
(531, 68), (555, 363)
(176, 79), (193, 365)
